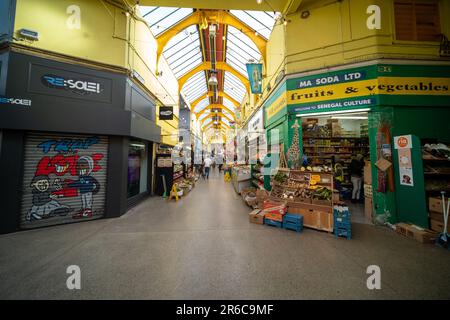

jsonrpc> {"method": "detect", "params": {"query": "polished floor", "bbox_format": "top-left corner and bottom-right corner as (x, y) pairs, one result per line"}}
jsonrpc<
(1, 169), (449, 300)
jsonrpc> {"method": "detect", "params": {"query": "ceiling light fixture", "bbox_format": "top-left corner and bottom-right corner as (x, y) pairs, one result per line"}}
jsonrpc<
(256, 0), (263, 4)
(208, 73), (218, 86)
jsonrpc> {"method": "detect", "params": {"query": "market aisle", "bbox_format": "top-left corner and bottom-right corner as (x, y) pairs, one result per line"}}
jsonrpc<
(1, 168), (450, 300)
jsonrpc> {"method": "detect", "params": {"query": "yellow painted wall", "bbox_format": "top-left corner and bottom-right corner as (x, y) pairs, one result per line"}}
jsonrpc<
(264, 21), (285, 93)
(284, 0), (450, 75)
(13, 0), (180, 139)
(13, 0), (127, 67)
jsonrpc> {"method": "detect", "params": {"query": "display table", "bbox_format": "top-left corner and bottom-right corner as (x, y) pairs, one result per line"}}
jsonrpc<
(269, 169), (334, 232)
(231, 165), (252, 194)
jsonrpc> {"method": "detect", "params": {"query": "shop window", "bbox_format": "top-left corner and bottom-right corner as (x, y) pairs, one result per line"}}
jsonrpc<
(394, 0), (441, 42)
(127, 142), (148, 198)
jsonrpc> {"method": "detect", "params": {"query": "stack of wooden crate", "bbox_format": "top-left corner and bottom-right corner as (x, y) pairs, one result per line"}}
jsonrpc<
(429, 197), (450, 233)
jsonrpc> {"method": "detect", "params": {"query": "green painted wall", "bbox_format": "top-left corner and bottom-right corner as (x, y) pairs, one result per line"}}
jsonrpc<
(392, 107), (450, 228)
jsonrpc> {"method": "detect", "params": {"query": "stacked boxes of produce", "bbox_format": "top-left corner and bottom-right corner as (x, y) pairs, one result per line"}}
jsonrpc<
(249, 209), (265, 225)
(334, 205), (351, 239)
(262, 200), (287, 228)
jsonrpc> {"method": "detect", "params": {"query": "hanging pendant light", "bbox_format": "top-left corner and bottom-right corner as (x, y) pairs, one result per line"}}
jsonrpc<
(208, 73), (218, 86)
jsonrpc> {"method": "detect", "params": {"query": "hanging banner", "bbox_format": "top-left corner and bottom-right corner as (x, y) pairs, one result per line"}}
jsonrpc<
(246, 63), (263, 94)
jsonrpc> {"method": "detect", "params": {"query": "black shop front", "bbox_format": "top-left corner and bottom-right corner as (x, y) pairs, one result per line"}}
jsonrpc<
(0, 50), (160, 234)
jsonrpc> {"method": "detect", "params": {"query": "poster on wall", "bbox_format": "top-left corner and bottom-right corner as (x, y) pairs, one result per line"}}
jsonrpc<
(394, 135), (414, 187)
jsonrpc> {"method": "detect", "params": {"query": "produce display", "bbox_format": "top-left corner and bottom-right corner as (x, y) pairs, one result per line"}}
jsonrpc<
(312, 187), (332, 201)
(270, 169), (333, 202)
(273, 172), (288, 184)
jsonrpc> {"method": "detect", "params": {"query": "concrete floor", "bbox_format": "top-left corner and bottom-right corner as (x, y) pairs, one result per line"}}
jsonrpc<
(1, 169), (449, 300)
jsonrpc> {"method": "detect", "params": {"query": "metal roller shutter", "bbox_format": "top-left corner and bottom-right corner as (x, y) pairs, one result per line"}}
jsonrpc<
(20, 132), (109, 229)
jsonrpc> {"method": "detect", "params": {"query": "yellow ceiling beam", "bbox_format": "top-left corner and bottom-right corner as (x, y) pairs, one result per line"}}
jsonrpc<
(200, 112), (233, 125)
(202, 121), (230, 132)
(212, 91), (240, 107)
(196, 104), (236, 119)
(190, 91), (240, 110)
(178, 61), (250, 94)
(156, 10), (267, 67)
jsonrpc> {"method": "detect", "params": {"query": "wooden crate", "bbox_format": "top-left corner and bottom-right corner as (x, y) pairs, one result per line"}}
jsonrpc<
(430, 219), (450, 233)
(287, 203), (333, 232)
(429, 197), (444, 214)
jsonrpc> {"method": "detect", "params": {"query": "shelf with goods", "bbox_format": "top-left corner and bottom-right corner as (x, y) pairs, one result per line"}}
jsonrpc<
(269, 169), (336, 232)
(303, 135), (369, 184)
(421, 142), (450, 232)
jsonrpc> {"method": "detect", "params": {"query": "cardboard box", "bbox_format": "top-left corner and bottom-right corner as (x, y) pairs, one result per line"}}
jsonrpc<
(364, 184), (373, 198)
(264, 212), (284, 222)
(395, 223), (437, 244)
(365, 197), (373, 222)
(364, 161), (372, 184)
(332, 191), (340, 202)
(249, 209), (264, 224)
(429, 197), (444, 214)
(430, 219), (450, 233)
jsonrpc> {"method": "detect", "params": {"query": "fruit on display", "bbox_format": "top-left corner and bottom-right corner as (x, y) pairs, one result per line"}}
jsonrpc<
(273, 172), (288, 183)
(312, 187), (332, 200)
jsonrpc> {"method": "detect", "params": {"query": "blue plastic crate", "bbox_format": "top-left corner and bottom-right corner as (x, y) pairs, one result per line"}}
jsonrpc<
(334, 221), (351, 228)
(283, 213), (303, 225)
(334, 227), (352, 239)
(283, 221), (303, 233)
(264, 218), (283, 228)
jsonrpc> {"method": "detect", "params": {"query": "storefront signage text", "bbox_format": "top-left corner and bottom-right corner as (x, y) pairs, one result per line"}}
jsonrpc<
(0, 96), (32, 106)
(159, 106), (174, 120)
(42, 75), (102, 94)
(296, 72), (366, 89)
(292, 98), (375, 113)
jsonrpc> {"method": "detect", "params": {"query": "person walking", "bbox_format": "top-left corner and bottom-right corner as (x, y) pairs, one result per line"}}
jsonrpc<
(203, 156), (212, 180)
(349, 154), (364, 203)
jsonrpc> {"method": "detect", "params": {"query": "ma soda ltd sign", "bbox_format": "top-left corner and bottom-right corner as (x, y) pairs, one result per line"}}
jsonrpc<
(287, 65), (450, 113)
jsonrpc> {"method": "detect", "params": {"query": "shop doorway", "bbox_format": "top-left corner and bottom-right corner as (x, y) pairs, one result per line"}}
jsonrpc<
(300, 111), (372, 224)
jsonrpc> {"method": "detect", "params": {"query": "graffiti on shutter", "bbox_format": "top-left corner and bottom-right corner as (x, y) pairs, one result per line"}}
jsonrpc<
(20, 132), (108, 229)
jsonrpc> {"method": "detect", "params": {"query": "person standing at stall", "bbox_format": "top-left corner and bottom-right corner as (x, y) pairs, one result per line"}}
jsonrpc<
(349, 154), (364, 203)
